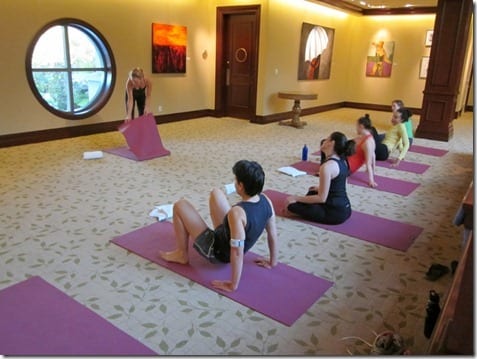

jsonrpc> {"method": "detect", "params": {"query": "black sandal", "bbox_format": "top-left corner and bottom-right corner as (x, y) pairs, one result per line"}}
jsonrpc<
(425, 264), (450, 281)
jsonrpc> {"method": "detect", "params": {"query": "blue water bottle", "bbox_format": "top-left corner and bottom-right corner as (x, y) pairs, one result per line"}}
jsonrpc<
(302, 144), (308, 161)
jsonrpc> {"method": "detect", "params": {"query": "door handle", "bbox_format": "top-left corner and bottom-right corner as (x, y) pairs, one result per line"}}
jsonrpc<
(226, 60), (230, 86)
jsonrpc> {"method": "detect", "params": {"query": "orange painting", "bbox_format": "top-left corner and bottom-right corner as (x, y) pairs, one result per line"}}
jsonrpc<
(152, 23), (187, 73)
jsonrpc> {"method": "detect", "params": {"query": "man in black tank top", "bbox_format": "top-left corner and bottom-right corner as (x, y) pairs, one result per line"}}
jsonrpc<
(160, 160), (279, 292)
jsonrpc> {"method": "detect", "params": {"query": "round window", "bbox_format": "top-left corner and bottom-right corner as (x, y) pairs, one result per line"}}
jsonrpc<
(26, 19), (115, 119)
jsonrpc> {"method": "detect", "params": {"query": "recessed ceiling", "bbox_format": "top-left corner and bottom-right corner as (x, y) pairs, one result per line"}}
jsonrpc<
(341, 0), (437, 9)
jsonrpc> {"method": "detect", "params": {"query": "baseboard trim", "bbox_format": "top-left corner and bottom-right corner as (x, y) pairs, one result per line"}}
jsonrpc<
(0, 109), (213, 148)
(344, 101), (422, 115)
(465, 105), (473, 112)
(0, 102), (424, 147)
(253, 102), (344, 124)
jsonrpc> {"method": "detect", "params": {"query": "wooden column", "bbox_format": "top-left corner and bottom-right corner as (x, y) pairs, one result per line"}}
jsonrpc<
(415, 0), (473, 141)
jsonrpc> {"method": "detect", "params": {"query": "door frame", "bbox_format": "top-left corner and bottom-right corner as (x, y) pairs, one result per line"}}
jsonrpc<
(215, 5), (261, 120)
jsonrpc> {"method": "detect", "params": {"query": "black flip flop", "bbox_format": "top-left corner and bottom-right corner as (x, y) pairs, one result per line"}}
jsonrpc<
(425, 264), (450, 281)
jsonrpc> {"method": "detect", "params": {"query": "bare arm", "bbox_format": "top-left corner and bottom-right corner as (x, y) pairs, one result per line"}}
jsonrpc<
(363, 137), (377, 187)
(255, 196), (278, 268)
(125, 79), (134, 120)
(211, 206), (245, 292)
(144, 78), (152, 114)
(296, 161), (336, 204)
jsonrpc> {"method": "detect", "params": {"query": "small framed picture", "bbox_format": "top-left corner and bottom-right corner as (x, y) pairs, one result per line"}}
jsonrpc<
(420, 56), (430, 79)
(425, 30), (433, 47)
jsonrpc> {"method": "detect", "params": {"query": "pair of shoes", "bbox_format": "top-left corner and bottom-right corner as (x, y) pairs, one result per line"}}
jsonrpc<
(425, 264), (450, 281)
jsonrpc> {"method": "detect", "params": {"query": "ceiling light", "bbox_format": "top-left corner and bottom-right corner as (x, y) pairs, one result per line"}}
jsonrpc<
(405, 3), (414, 7)
(360, 1), (366, 5)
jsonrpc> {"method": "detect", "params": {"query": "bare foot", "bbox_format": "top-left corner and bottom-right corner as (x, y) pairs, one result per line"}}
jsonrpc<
(159, 249), (189, 264)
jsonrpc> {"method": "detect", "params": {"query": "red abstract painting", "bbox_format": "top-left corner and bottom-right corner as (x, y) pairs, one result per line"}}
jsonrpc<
(152, 23), (187, 73)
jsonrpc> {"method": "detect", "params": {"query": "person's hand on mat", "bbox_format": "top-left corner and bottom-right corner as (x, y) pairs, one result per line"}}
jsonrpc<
(391, 159), (401, 167)
(254, 257), (273, 269)
(211, 280), (235, 292)
(368, 180), (378, 188)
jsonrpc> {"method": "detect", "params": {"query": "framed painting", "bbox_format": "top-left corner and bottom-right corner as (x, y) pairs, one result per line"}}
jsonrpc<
(425, 30), (433, 47)
(152, 23), (187, 73)
(297, 23), (335, 80)
(420, 56), (430, 79)
(366, 41), (395, 78)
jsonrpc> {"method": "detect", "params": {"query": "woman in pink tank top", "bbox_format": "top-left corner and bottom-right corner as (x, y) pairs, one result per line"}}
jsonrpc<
(347, 114), (378, 188)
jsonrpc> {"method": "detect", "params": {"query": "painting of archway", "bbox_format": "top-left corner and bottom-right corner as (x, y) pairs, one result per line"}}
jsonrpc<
(297, 23), (335, 80)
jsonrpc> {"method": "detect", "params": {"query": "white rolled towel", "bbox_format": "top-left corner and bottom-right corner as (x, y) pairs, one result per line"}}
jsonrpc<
(83, 151), (104, 160)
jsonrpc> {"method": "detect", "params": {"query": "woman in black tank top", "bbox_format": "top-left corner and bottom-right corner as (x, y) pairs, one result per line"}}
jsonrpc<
(125, 67), (152, 121)
(286, 132), (355, 225)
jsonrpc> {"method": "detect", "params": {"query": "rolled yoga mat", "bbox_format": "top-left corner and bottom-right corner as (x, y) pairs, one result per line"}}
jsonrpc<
(111, 221), (333, 327)
(104, 113), (170, 161)
(409, 144), (448, 157)
(263, 189), (423, 252)
(0, 276), (156, 356)
(289, 161), (420, 197)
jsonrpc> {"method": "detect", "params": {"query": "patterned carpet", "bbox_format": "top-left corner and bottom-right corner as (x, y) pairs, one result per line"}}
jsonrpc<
(0, 108), (473, 355)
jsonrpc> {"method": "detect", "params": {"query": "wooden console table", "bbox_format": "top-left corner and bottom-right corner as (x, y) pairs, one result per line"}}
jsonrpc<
(278, 91), (318, 129)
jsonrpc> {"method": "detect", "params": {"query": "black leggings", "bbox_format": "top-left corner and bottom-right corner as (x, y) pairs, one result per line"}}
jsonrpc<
(125, 91), (146, 119)
(287, 190), (352, 225)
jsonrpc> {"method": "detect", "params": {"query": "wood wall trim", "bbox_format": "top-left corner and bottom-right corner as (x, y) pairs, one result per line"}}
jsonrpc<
(362, 7), (437, 15)
(0, 109), (213, 148)
(253, 102), (344, 125)
(0, 102), (423, 147)
(344, 101), (422, 115)
(415, 0), (473, 141)
(309, 0), (436, 15)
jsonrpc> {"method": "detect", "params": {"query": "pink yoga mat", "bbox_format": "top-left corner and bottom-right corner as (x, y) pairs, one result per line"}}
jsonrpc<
(0, 276), (156, 355)
(375, 159), (430, 174)
(409, 145), (448, 157)
(111, 221), (333, 326)
(105, 113), (170, 161)
(289, 161), (420, 196)
(263, 189), (422, 251)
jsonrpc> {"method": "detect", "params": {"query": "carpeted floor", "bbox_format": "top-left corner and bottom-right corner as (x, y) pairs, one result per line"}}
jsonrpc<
(0, 108), (473, 355)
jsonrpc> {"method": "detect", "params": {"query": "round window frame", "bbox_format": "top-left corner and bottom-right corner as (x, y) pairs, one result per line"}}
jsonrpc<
(25, 18), (116, 120)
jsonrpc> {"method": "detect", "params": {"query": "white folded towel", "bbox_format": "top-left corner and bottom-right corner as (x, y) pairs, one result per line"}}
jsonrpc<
(83, 151), (104, 160)
(278, 166), (307, 177)
(149, 204), (174, 221)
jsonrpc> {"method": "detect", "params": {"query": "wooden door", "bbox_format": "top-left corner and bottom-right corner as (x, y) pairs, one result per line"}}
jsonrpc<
(215, 6), (260, 120)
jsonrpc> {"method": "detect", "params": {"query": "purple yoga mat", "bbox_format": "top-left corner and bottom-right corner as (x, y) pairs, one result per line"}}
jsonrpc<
(375, 159), (430, 174)
(263, 189), (422, 252)
(409, 145), (448, 157)
(0, 276), (156, 356)
(111, 221), (333, 326)
(104, 146), (170, 161)
(289, 161), (420, 196)
(105, 113), (171, 161)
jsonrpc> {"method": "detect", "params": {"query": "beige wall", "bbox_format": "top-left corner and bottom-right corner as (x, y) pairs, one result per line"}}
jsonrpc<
(0, 0), (215, 134)
(0, 0), (438, 136)
(345, 14), (436, 109)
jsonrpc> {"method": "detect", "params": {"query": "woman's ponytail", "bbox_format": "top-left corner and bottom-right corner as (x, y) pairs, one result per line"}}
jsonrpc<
(329, 132), (356, 158)
(344, 140), (356, 157)
(358, 113), (373, 130)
